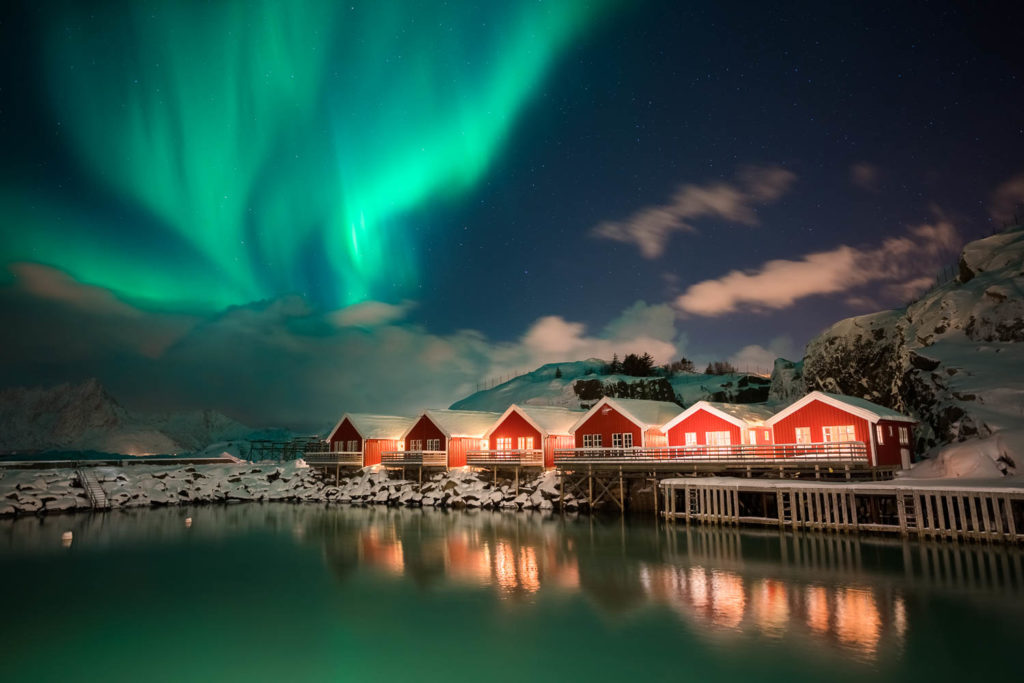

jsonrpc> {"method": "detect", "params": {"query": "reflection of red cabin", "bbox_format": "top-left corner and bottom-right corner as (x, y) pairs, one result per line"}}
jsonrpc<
(662, 401), (774, 447)
(484, 405), (584, 468)
(765, 391), (916, 467)
(569, 397), (683, 449)
(326, 413), (414, 466)
(402, 410), (501, 467)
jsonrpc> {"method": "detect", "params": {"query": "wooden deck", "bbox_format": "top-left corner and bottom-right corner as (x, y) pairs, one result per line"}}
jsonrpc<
(302, 450), (363, 467)
(661, 478), (1024, 544)
(465, 449), (544, 467)
(380, 450), (448, 467)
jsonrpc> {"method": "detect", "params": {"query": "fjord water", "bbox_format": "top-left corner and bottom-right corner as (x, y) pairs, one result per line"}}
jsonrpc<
(1, 506), (1021, 682)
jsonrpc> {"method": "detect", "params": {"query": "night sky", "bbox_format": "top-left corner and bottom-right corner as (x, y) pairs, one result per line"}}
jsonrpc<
(1, 1), (1022, 430)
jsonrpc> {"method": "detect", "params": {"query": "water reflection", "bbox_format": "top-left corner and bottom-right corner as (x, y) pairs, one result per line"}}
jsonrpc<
(3, 505), (1023, 665)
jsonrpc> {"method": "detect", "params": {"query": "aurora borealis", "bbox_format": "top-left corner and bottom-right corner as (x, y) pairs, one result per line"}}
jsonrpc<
(8, 0), (612, 309)
(1, 1), (1023, 428)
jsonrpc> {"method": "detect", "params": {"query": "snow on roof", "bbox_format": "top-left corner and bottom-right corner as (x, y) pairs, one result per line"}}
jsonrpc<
(326, 413), (414, 442)
(486, 404), (585, 438)
(765, 391), (916, 426)
(421, 409), (502, 438)
(571, 397), (683, 433)
(662, 401), (775, 433)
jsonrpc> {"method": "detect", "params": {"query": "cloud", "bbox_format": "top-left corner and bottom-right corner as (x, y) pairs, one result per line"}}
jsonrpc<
(990, 173), (1024, 225)
(674, 217), (960, 316)
(727, 336), (797, 375)
(0, 269), (685, 431)
(592, 165), (797, 258)
(329, 300), (416, 327)
(849, 162), (880, 191)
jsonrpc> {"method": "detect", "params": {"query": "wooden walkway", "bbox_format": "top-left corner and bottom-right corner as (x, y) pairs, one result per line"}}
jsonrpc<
(76, 468), (109, 510)
(661, 478), (1024, 544)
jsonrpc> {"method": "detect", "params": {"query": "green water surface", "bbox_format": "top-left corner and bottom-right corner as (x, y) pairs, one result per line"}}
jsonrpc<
(1, 506), (1021, 682)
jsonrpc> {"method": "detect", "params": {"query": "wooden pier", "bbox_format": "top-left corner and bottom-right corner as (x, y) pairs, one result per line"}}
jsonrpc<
(660, 477), (1024, 544)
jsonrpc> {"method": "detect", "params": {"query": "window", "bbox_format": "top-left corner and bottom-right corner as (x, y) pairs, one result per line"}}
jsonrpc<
(749, 430), (757, 444)
(409, 439), (422, 451)
(397, 441), (404, 451)
(622, 432), (633, 449)
(899, 426), (910, 445)
(496, 437), (512, 450)
(764, 430), (770, 441)
(426, 438), (441, 451)
(346, 440), (358, 452)
(684, 432), (697, 446)
(795, 427), (811, 444)
(517, 436), (534, 450)
(582, 434), (602, 448)
(480, 439), (488, 450)
(822, 425), (856, 442)
(876, 425), (884, 445)
(889, 425), (894, 436)
(612, 433), (622, 448)
(706, 431), (731, 446)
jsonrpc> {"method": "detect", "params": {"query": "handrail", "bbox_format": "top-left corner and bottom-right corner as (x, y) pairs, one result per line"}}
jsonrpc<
(380, 450), (448, 467)
(554, 441), (869, 465)
(302, 450), (363, 466)
(465, 449), (544, 466)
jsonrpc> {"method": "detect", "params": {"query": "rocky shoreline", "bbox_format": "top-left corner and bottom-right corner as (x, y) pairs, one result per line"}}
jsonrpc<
(0, 461), (581, 517)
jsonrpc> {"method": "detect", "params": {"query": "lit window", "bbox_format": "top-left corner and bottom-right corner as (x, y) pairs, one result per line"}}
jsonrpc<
(480, 439), (488, 450)
(517, 436), (534, 450)
(347, 440), (358, 452)
(684, 432), (697, 446)
(764, 430), (770, 441)
(749, 430), (757, 444)
(823, 425), (856, 442)
(889, 425), (894, 436)
(707, 431), (731, 446)
(496, 437), (512, 450)
(410, 439), (422, 451)
(876, 425), (884, 445)
(426, 438), (441, 451)
(898, 427), (910, 445)
(795, 427), (811, 444)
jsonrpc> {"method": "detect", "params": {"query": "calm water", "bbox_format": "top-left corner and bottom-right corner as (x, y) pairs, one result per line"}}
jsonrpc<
(1, 506), (1022, 682)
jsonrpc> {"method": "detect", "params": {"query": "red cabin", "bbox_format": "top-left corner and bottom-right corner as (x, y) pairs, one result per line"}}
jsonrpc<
(765, 391), (916, 468)
(400, 409), (501, 468)
(662, 401), (775, 448)
(569, 397), (682, 450)
(482, 404), (584, 468)
(325, 413), (414, 466)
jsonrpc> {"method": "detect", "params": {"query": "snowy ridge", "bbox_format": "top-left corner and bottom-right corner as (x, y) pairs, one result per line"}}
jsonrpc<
(0, 379), (253, 455)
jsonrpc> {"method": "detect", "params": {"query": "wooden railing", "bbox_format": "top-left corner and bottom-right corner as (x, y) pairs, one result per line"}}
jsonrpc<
(302, 450), (363, 466)
(554, 441), (870, 466)
(465, 449), (544, 467)
(380, 450), (448, 467)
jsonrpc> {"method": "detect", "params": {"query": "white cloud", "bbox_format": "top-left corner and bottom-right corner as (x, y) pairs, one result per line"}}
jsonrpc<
(329, 299), (415, 327)
(592, 165), (797, 258)
(849, 162), (880, 191)
(990, 173), (1024, 225)
(727, 336), (797, 375)
(674, 218), (960, 316)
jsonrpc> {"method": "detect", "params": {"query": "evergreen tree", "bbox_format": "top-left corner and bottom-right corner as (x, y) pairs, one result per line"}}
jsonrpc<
(554, 367), (563, 379)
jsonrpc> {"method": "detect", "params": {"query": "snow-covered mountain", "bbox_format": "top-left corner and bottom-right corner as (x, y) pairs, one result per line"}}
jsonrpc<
(451, 359), (772, 412)
(795, 225), (1024, 465)
(0, 378), (253, 455)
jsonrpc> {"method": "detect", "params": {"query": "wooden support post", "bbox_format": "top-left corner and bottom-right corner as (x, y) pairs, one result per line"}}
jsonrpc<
(1004, 497), (1017, 540)
(897, 493), (908, 536)
(514, 467), (520, 495)
(588, 467), (594, 510)
(619, 467), (625, 515)
(559, 470), (565, 511)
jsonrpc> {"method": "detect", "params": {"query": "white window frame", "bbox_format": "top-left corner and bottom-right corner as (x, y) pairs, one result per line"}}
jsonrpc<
(612, 433), (622, 448)
(582, 434), (602, 448)
(876, 425), (884, 445)
(684, 432), (697, 447)
(706, 431), (731, 446)
(795, 427), (811, 445)
(409, 439), (422, 451)
(749, 430), (757, 444)
(517, 436), (534, 450)
(622, 432), (633, 449)
(426, 438), (441, 451)
(496, 437), (512, 451)
(898, 426), (909, 445)
(822, 425), (856, 443)
(479, 439), (488, 450)
(346, 439), (358, 452)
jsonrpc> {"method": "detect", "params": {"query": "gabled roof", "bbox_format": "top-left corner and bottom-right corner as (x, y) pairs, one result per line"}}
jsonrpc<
(484, 404), (585, 439)
(661, 401), (775, 433)
(569, 396), (683, 434)
(765, 391), (916, 426)
(403, 409), (502, 440)
(327, 413), (415, 442)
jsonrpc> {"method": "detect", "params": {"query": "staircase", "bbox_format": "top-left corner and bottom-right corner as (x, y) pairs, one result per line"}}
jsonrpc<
(77, 468), (110, 510)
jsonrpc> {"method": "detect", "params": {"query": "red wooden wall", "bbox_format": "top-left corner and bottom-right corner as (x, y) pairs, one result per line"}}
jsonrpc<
(545, 435), (575, 468)
(574, 405), (643, 447)
(329, 418), (362, 452)
(874, 419), (912, 467)
(489, 411), (542, 452)
(666, 409), (742, 447)
(405, 415), (446, 450)
(364, 439), (401, 467)
(771, 399), (872, 461)
(449, 437), (482, 468)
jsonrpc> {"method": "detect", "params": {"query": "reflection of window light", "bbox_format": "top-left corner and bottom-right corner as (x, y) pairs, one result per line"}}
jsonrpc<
(835, 587), (882, 657)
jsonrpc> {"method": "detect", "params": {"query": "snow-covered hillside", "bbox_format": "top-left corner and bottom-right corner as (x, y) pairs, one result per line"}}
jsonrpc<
(800, 225), (1024, 473)
(451, 359), (772, 412)
(0, 378), (253, 455)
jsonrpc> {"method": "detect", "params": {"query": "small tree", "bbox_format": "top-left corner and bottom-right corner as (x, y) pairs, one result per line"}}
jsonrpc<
(554, 367), (563, 379)
(607, 353), (622, 375)
(704, 360), (738, 375)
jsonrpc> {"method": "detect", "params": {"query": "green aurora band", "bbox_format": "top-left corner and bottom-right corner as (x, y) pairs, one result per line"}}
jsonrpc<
(5, 1), (612, 310)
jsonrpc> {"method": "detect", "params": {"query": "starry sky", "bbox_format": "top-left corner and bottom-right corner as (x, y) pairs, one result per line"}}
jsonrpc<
(1, 0), (1022, 430)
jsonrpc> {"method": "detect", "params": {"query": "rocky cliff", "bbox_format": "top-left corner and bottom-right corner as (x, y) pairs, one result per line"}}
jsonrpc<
(798, 226), (1024, 452)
